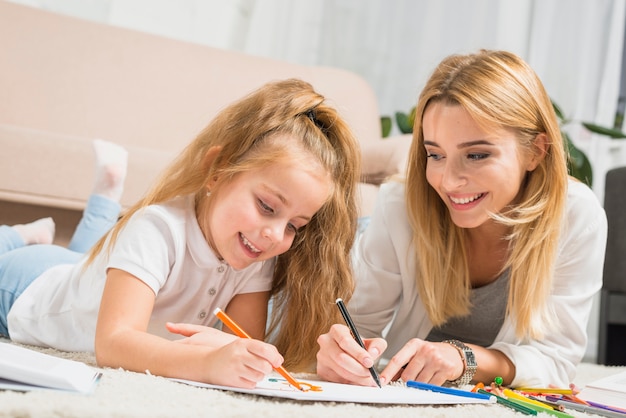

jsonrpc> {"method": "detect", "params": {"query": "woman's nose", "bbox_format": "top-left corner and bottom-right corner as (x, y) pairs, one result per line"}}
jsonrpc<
(441, 158), (467, 191)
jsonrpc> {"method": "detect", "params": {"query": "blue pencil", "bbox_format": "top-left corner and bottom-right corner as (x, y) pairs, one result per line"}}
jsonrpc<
(406, 380), (495, 401)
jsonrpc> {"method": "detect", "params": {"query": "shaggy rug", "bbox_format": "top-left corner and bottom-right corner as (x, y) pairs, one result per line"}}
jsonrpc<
(0, 338), (624, 418)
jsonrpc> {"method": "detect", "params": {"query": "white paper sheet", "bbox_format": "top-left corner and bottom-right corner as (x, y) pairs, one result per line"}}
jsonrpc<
(172, 374), (495, 405)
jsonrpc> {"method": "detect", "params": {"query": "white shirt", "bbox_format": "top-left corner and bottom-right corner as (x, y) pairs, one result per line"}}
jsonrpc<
(350, 179), (607, 387)
(8, 195), (274, 352)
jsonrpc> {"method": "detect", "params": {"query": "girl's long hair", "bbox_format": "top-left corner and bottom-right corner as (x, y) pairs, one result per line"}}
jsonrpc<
(87, 78), (360, 371)
(405, 50), (568, 340)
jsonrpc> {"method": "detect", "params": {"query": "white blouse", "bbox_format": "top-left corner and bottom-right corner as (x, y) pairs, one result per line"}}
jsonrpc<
(349, 179), (607, 387)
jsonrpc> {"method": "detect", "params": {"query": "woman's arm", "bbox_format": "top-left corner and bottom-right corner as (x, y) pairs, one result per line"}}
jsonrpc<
(95, 268), (283, 388)
(491, 182), (608, 387)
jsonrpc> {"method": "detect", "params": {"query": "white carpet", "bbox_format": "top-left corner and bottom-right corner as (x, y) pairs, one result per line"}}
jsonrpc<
(0, 338), (624, 418)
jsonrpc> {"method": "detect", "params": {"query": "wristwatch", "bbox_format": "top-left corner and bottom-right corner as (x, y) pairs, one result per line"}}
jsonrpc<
(443, 339), (477, 386)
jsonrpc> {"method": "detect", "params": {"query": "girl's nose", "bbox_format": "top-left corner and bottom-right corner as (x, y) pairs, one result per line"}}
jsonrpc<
(262, 221), (285, 243)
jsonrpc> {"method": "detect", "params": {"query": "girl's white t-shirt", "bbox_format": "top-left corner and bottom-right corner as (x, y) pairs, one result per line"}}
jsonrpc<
(7, 195), (274, 352)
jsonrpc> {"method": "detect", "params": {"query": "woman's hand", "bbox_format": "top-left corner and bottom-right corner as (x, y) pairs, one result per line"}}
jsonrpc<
(166, 322), (238, 348)
(380, 338), (464, 385)
(316, 324), (387, 386)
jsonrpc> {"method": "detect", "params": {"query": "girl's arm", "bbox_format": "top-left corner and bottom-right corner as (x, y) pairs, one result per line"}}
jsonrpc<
(95, 268), (283, 388)
(165, 291), (270, 346)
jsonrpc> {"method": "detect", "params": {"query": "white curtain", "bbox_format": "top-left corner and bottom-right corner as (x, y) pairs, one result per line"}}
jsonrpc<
(7, 0), (625, 362)
(14, 0), (624, 127)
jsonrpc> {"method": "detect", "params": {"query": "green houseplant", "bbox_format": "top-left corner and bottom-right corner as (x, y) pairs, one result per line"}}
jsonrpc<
(381, 102), (626, 187)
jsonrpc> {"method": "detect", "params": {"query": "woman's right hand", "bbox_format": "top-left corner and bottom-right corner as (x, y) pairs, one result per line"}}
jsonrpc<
(316, 324), (387, 386)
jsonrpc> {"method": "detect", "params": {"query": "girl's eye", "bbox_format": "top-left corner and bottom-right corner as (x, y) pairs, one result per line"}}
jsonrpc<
(468, 153), (489, 161)
(258, 199), (274, 214)
(426, 153), (442, 161)
(286, 223), (297, 233)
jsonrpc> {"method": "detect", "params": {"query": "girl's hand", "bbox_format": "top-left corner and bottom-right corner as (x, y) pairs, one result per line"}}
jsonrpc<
(166, 322), (238, 348)
(316, 324), (387, 386)
(380, 338), (464, 385)
(206, 338), (284, 388)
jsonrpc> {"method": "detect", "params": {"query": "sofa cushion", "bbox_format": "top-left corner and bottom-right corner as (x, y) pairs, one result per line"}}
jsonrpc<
(0, 124), (173, 210)
(361, 134), (412, 184)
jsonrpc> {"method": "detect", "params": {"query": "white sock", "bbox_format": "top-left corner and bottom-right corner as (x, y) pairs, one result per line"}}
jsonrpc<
(13, 217), (55, 245)
(92, 139), (128, 202)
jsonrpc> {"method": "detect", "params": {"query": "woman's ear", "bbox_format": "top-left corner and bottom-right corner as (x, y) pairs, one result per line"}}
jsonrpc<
(526, 133), (548, 171)
(203, 146), (223, 190)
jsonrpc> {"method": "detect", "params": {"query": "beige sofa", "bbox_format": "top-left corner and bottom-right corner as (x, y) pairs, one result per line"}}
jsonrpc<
(0, 1), (410, 245)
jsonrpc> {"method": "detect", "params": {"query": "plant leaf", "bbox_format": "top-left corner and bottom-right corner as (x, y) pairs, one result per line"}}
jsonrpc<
(552, 99), (566, 122)
(408, 106), (416, 130)
(381, 116), (392, 138)
(396, 112), (413, 134)
(581, 122), (626, 139)
(563, 131), (593, 186)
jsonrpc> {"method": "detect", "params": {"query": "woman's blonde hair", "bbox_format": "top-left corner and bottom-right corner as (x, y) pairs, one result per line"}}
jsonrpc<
(405, 50), (568, 340)
(87, 78), (360, 371)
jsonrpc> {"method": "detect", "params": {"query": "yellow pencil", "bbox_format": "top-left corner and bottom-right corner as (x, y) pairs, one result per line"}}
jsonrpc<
(514, 387), (573, 395)
(213, 308), (304, 391)
(503, 389), (574, 418)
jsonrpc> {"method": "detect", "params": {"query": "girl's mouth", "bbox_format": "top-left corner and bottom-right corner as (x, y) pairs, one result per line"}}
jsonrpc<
(240, 233), (261, 253)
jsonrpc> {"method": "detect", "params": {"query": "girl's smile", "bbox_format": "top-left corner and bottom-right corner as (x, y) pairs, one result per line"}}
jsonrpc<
(202, 152), (332, 270)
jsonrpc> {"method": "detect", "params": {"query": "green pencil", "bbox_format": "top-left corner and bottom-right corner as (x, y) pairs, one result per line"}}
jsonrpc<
(477, 389), (537, 415)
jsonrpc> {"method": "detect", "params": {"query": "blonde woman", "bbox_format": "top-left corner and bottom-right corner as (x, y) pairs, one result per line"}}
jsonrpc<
(316, 50), (607, 388)
(2, 79), (360, 388)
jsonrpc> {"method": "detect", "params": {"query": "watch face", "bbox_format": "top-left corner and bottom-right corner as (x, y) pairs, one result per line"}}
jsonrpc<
(465, 349), (477, 366)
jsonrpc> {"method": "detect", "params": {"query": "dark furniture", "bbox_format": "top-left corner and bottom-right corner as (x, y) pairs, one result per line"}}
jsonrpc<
(598, 166), (626, 365)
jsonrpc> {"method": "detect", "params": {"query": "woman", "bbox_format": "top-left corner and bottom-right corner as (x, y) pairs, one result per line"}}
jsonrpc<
(316, 50), (607, 388)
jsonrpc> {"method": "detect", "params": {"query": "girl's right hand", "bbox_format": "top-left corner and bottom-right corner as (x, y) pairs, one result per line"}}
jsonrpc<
(206, 337), (285, 389)
(167, 322), (284, 388)
(316, 324), (387, 386)
(166, 322), (238, 348)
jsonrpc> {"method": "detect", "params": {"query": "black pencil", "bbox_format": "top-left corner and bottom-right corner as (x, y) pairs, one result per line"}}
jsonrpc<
(335, 298), (382, 388)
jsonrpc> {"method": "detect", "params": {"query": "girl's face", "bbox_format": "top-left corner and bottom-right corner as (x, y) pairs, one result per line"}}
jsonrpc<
(202, 153), (332, 270)
(422, 102), (537, 230)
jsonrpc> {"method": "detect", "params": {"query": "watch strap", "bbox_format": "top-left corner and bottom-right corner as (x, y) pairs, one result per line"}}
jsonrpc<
(443, 339), (477, 386)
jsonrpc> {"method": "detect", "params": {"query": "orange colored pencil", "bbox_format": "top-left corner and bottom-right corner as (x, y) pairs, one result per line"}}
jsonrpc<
(213, 308), (304, 391)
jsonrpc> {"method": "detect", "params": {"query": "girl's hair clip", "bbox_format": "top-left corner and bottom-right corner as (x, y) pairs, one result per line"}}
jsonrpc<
(304, 108), (328, 133)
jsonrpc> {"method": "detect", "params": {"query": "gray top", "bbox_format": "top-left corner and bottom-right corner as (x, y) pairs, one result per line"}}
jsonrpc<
(426, 269), (510, 347)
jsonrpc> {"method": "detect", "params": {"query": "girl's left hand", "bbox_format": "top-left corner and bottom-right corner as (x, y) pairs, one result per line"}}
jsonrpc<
(380, 338), (465, 385)
(166, 322), (238, 348)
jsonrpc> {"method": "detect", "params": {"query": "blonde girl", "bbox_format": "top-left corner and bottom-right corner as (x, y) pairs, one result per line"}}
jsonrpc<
(5, 79), (360, 388)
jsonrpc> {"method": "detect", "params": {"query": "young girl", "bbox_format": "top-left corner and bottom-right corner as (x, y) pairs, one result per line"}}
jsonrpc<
(2, 79), (360, 389)
(316, 50), (607, 388)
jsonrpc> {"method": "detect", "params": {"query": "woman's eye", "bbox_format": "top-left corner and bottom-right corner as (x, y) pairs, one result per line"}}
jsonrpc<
(468, 153), (489, 161)
(286, 223), (297, 233)
(426, 153), (442, 161)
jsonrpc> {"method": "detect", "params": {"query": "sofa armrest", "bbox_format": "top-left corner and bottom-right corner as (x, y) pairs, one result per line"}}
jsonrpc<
(360, 134), (412, 184)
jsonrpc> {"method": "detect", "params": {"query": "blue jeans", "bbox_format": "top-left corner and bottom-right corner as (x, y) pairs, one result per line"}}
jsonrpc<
(0, 195), (120, 336)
